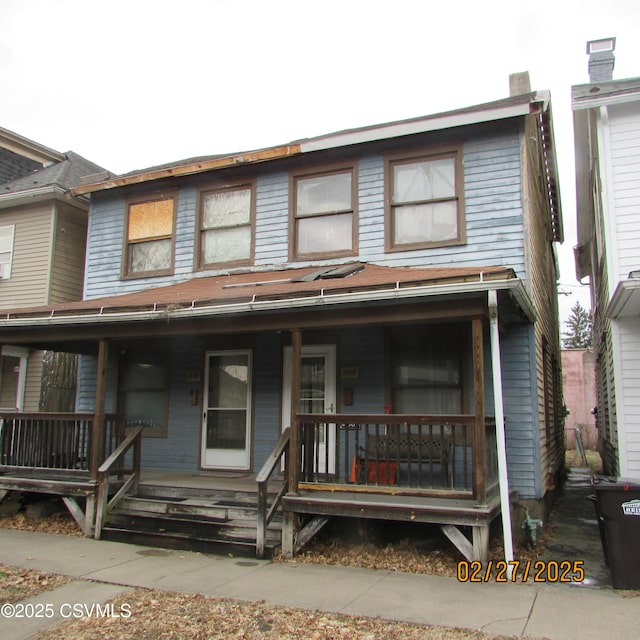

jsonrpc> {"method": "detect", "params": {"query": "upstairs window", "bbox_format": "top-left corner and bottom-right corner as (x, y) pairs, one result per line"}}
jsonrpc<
(386, 147), (464, 251)
(198, 184), (254, 268)
(0, 225), (15, 279)
(291, 164), (357, 259)
(125, 195), (175, 277)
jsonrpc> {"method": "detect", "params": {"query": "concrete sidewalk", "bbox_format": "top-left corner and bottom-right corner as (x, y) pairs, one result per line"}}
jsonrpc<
(0, 528), (639, 640)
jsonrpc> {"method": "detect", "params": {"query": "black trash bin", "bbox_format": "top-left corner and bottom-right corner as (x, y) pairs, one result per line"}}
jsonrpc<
(592, 476), (640, 589)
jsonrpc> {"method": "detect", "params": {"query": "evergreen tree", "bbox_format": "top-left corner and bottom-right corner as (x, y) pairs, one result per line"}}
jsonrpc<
(562, 301), (593, 349)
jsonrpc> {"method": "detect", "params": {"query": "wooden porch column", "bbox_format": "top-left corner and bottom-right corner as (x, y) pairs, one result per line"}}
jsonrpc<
(89, 338), (109, 482)
(472, 317), (486, 505)
(283, 329), (302, 558)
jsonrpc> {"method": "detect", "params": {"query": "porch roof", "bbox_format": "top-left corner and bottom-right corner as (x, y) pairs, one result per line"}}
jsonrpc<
(0, 263), (532, 325)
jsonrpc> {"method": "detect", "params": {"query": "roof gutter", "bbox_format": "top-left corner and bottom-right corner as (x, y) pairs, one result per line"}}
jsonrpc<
(0, 185), (86, 211)
(0, 278), (535, 330)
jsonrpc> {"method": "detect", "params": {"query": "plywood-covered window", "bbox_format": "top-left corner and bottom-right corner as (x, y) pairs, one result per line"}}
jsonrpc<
(125, 195), (175, 276)
(385, 146), (464, 251)
(198, 184), (253, 268)
(291, 164), (357, 259)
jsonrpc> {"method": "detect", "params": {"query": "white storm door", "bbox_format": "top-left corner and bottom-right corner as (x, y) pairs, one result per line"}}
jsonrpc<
(282, 345), (336, 474)
(201, 350), (252, 470)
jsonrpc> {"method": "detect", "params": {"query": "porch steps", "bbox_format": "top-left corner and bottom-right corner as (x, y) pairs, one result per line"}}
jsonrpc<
(100, 485), (282, 557)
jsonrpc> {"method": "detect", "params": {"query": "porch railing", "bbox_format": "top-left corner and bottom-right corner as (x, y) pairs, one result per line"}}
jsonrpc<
(256, 426), (290, 559)
(94, 426), (143, 539)
(0, 412), (125, 475)
(293, 414), (497, 499)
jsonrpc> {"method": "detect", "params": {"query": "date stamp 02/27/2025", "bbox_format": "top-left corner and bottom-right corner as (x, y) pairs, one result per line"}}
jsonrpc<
(456, 560), (586, 583)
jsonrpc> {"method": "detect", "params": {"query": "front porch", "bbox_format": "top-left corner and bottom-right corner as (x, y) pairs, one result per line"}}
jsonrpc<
(0, 264), (532, 561)
(0, 408), (500, 561)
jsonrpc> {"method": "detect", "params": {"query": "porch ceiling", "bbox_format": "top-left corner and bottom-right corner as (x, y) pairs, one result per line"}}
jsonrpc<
(0, 263), (533, 350)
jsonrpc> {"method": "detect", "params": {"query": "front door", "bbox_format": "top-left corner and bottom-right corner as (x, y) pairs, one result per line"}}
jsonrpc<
(282, 345), (336, 474)
(201, 350), (252, 470)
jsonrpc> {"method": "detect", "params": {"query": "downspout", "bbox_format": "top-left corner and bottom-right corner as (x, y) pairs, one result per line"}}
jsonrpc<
(488, 290), (514, 571)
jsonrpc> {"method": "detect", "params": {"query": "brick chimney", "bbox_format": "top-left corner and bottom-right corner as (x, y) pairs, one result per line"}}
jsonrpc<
(587, 37), (616, 82)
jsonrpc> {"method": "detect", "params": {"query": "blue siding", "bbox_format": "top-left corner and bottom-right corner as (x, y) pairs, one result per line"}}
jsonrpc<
(83, 127), (525, 300)
(253, 332), (284, 471)
(500, 323), (539, 499)
(77, 121), (541, 490)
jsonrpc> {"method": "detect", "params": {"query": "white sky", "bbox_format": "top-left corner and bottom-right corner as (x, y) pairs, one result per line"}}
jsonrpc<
(2, 0), (639, 327)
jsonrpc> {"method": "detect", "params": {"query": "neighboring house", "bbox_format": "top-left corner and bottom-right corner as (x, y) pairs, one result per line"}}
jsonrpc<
(0, 126), (108, 411)
(0, 73), (564, 560)
(561, 349), (597, 450)
(573, 38), (640, 479)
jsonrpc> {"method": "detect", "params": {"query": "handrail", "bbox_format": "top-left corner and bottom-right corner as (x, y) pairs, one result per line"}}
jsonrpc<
(256, 426), (291, 558)
(94, 426), (143, 539)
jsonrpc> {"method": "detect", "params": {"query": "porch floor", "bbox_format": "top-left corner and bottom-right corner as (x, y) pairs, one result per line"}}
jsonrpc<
(138, 470), (280, 494)
(284, 487), (501, 528)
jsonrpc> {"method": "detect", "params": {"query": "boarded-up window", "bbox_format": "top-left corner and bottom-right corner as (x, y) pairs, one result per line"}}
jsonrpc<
(126, 197), (175, 275)
(200, 187), (252, 266)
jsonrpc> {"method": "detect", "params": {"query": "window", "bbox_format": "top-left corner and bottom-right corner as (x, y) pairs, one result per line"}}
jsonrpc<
(198, 185), (253, 268)
(291, 165), (357, 258)
(390, 325), (465, 414)
(125, 195), (175, 276)
(118, 350), (168, 437)
(0, 225), (15, 279)
(386, 147), (464, 251)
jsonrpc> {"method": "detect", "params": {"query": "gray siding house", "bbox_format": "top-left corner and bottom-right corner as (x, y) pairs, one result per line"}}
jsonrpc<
(0, 126), (107, 412)
(0, 76), (564, 560)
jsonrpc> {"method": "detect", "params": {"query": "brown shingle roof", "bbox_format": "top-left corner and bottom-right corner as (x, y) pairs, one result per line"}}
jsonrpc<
(1, 263), (516, 320)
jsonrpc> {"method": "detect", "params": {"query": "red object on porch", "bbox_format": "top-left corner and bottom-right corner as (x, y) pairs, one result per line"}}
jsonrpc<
(367, 460), (397, 485)
(350, 455), (397, 485)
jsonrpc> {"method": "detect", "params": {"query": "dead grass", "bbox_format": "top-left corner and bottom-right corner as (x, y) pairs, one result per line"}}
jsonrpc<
(565, 449), (602, 474)
(33, 587), (529, 640)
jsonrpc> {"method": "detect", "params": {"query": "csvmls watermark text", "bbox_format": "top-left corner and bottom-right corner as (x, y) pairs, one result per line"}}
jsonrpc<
(1, 602), (132, 619)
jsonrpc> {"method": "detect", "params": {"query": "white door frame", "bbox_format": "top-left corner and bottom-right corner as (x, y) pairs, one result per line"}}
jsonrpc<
(201, 349), (252, 470)
(282, 344), (337, 474)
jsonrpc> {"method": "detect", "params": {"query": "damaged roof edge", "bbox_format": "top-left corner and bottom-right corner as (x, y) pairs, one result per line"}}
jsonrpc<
(70, 92), (551, 197)
(0, 277), (536, 330)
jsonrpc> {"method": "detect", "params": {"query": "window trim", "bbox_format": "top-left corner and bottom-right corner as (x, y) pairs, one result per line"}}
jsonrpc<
(289, 161), (358, 261)
(122, 191), (177, 279)
(117, 347), (170, 439)
(384, 145), (465, 252)
(0, 224), (15, 280)
(387, 323), (468, 415)
(195, 180), (256, 271)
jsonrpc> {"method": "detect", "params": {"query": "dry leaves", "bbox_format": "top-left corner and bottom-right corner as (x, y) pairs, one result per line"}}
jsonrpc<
(0, 511), (84, 537)
(33, 588), (513, 640)
(0, 564), (70, 605)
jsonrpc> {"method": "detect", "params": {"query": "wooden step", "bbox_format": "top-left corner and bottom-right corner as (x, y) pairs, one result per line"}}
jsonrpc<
(103, 488), (282, 558)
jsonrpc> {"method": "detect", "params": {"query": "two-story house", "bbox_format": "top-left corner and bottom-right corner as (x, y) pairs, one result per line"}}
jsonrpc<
(0, 75), (564, 560)
(0, 126), (107, 412)
(573, 38), (640, 479)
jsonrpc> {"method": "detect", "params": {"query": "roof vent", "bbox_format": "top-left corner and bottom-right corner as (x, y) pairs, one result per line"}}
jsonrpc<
(587, 37), (616, 83)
